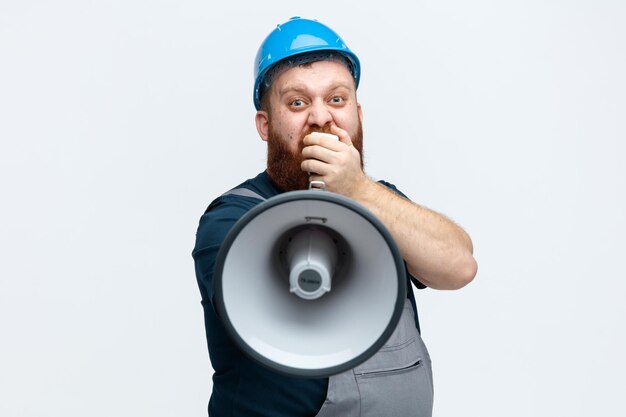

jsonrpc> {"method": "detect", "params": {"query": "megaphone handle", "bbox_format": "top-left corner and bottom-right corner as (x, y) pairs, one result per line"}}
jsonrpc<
(309, 180), (326, 191)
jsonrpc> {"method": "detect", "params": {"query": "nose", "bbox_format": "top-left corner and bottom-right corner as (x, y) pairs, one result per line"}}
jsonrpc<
(307, 99), (333, 128)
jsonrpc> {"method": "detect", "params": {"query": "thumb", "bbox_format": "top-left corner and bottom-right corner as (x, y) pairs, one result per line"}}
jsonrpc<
(330, 124), (352, 146)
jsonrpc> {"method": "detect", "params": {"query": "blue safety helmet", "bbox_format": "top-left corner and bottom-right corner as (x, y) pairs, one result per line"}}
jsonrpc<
(253, 17), (361, 110)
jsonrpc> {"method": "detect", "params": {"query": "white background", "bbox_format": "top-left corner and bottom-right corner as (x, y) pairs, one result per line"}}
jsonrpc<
(1, 1), (624, 416)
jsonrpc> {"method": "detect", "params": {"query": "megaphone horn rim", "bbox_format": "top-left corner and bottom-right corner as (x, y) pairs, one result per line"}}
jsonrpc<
(213, 190), (407, 378)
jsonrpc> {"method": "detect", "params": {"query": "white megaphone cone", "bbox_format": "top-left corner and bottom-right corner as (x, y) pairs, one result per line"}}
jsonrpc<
(213, 185), (406, 378)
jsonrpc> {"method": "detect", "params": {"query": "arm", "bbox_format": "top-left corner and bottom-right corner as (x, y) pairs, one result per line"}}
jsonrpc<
(301, 126), (477, 290)
(345, 179), (476, 290)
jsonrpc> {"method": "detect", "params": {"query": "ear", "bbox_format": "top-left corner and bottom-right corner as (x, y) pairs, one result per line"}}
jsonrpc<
(255, 111), (270, 142)
(357, 102), (363, 124)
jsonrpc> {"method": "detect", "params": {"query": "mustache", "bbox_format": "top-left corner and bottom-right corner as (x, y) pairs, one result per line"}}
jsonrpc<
(303, 123), (333, 138)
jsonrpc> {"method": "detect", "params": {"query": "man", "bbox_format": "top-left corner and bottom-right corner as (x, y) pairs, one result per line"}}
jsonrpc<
(193, 17), (477, 417)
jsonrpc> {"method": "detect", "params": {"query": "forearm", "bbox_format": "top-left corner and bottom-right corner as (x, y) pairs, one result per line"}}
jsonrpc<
(348, 178), (477, 290)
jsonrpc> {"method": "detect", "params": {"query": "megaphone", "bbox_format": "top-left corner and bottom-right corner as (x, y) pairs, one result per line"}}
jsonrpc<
(213, 190), (406, 377)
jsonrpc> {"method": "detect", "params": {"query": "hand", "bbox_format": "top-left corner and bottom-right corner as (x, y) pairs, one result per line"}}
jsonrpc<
(301, 124), (368, 198)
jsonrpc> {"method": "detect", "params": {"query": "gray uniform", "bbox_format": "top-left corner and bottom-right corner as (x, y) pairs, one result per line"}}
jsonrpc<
(315, 300), (433, 417)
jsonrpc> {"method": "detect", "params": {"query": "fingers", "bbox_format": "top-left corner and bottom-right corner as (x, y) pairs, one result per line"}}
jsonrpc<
(301, 158), (329, 176)
(301, 144), (335, 162)
(301, 126), (359, 174)
(303, 133), (343, 151)
(303, 124), (353, 148)
(301, 129), (345, 170)
(300, 125), (361, 195)
(301, 144), (355, 177)
(330, 124), (353, 146)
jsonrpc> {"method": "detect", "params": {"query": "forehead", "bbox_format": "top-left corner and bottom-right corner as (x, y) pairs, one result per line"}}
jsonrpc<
(271, 60), (356, 96)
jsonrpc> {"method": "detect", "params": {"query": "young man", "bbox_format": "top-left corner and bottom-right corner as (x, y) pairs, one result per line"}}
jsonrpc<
(193, 17), (477, 417)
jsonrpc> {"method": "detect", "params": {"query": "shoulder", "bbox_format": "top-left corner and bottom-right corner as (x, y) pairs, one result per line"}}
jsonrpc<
(193, 172), (275, 254)
(377, 179), (410, 200)
(232, 170), (281, 201)
(194, 193), (262, 253)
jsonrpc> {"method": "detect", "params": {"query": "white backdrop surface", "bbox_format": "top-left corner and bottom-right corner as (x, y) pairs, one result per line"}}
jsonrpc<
(1, 1), (624, 416)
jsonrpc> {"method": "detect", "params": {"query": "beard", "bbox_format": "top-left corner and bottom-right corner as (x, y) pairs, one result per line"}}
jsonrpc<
(266, 122), (364, 192)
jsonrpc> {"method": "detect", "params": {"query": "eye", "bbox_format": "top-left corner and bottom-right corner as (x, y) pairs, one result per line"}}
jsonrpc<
(330, 96), (345, 105)
(290, 99), (305, 107)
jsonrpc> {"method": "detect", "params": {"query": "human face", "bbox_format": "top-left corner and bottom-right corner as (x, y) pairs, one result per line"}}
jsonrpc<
(256, 60), (364, 191)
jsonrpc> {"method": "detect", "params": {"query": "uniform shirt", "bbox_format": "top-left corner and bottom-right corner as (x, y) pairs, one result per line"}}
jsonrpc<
(192, 171), (425, 417)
